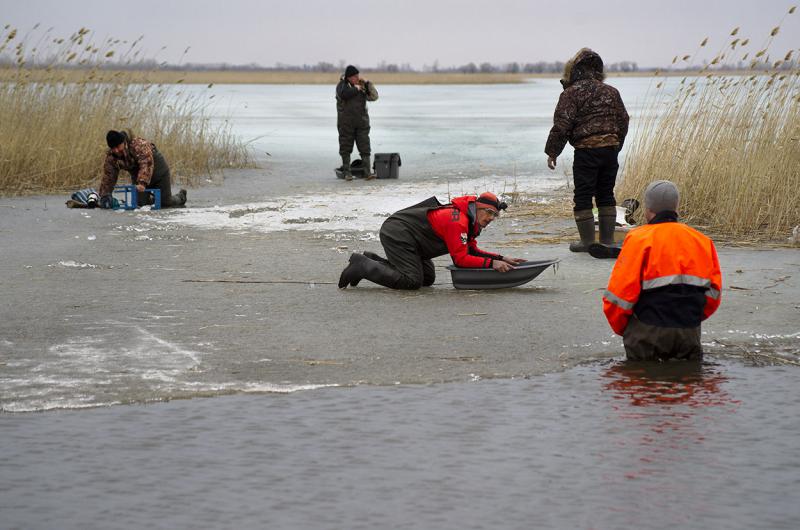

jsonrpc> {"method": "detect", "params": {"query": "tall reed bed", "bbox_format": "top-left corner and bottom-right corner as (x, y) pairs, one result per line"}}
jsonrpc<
(618, 7), (800, 241)
(0, 26), (251, 195)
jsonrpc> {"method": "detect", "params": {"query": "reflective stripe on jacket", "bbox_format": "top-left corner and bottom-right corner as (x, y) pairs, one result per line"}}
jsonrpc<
(603, 215), (722, 335)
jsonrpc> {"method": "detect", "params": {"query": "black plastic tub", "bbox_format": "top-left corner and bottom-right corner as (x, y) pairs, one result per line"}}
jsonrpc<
(374, 153), (401, 179)
(446, 259), (560, 290)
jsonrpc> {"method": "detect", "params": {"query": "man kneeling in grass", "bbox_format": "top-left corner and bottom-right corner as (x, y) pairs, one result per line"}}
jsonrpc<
(602, 180), (722, 360)
(98, 130), (187, 209)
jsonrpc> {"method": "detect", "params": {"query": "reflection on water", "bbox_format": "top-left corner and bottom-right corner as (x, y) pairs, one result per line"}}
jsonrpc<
(602, 360), (737, 408)
(600, 360), (742, 487)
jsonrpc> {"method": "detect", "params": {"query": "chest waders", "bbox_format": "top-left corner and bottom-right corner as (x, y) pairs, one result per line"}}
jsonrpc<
(339, 197), (476, 290)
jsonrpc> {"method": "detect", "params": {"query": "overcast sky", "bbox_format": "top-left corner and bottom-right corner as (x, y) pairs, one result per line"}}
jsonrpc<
(2, 0), (798, 69)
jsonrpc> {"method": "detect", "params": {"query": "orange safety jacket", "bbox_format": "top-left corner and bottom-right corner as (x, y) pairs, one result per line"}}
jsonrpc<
(603, 212), (722, 336)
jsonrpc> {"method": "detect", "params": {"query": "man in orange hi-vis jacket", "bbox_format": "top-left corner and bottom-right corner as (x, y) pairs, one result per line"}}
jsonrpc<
(602, 180), (722, 360)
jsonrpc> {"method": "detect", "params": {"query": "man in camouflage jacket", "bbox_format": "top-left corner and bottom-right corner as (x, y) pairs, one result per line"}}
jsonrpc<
(336, 65), (379, 180)
(99, 130), (186, 208)
(545, 48), (629, 254)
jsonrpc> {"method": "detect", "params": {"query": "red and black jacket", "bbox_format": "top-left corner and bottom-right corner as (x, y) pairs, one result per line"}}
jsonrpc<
(427, 195), (502, 268)
(384, 195), (502, 268)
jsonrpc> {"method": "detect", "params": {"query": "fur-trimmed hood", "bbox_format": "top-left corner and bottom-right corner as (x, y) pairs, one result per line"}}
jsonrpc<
(560, 48), (605, 88)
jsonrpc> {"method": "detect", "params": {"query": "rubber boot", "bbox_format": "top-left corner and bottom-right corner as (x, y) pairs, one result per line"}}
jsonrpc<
(359, 254), (404, 288)
(597, 206), (617, 245)
(346, 251), (390, 287)
(363, 250), (389, 264)
(339, 253), (363, 288)
(341, 154), (353, 181)
(170, 189), (187, 208)
(361, 154), (375, 180)
(364, 251), (431, 288)
(588, 206), (622, 259)
(338, 253), (403, 289)
(569, 209), (595, 252)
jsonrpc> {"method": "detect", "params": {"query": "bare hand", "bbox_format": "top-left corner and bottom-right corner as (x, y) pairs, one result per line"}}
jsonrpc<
(136, 183), (146, 192)
(504, 257), (526, 265)
(547, 156), (557, 170)
(493, 260), (514, 273)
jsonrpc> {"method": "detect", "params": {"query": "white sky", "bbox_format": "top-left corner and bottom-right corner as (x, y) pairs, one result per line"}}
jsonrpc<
(2, 0), (798, 69)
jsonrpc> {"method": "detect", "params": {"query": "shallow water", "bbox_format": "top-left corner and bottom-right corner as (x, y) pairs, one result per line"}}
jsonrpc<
(2, 359), (798, 530)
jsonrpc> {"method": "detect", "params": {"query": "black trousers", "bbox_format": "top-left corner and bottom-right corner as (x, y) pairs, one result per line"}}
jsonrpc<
(379, 219), (436, 290)
(572, 146), (619, 212)
(131, 149), (181, 208)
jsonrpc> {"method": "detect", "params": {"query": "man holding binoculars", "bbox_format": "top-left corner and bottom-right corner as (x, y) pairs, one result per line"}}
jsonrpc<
(335, 65), (379, 181)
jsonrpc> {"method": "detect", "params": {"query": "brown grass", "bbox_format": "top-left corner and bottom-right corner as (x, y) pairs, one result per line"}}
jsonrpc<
(0, 69), (548, 85)
(618, 9), (800, 242)
(0, 68), (759, 86)
(0, 27), (251, 196)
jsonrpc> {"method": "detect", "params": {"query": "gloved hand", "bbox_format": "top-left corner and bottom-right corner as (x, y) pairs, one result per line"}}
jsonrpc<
(100, 195), (113, 209)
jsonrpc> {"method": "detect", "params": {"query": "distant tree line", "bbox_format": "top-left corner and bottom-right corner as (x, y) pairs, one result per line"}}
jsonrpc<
(2, 55), (797, 74)
(159, 60), (641, 74)
(419, 60), (640, 74)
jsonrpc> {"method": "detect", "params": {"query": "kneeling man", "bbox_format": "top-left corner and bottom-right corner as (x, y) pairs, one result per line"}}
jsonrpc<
(99, 130), (187, 209)
(339, 192), (524, 289)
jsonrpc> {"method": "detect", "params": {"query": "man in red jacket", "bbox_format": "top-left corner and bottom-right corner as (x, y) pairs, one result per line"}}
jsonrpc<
(338, 192), (524, 289)
(602, 180), (722, 360)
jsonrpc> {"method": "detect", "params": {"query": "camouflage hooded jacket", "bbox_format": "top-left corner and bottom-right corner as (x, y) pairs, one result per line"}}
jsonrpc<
(544, 48), (629, 158)
(99, 135), (156, 197)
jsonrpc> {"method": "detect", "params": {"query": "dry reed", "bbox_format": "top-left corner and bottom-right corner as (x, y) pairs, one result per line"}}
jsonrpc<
(0, 69), (545, 86)
(619, 7), (800, 241)
(0, 26), (251, 196)
(0, 68), (738, 86)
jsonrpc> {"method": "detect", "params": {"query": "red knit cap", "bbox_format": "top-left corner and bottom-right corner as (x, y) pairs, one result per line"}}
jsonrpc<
(476, 192), (501, 212)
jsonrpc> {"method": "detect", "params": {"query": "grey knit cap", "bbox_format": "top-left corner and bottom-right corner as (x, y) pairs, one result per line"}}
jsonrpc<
(644, 180), (679, 213)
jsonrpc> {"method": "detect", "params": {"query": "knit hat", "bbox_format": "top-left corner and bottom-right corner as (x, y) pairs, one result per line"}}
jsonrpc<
(644, 180), (679, 213)
(106, 130), (126, 148)
(476, 192), (507, 213)
(344, 65), (359, 78)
